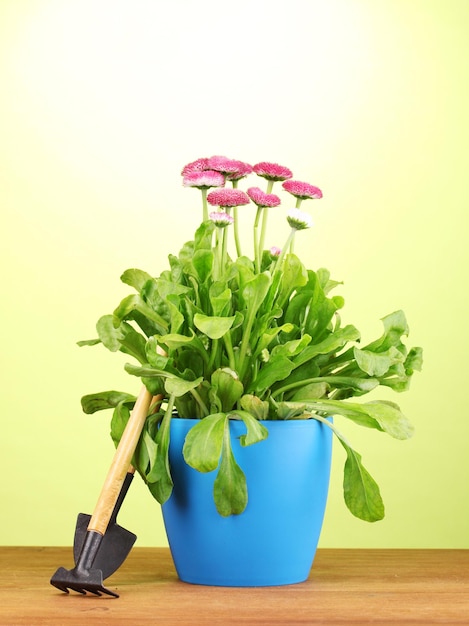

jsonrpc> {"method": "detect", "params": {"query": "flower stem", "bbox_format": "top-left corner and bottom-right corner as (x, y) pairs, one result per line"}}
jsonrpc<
(222, 227), (229, 270)
(201, 188), (208, 222)
(223, 331), (236, 371)
(164, 393), (176, 420)
(190, 387), (209, 417)
(256, 181), (274, 265)
(253, 206), (263, 272)
(237, 308), (257, 380)
(233, 206), (242, 257)
(258, 207), (269, 268)
(213, 228), (222, 282)
(272, 228), (296, 275)
(271, 377), (324, 399)
(207, 338), (219, 372)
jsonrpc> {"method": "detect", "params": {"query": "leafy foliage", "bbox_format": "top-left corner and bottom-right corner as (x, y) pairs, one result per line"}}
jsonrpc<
(79, 161), (422, 523)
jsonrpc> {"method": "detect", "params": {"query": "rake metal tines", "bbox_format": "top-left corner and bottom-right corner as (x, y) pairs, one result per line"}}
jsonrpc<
(50, 531), (119, 598)
(50, 566), (118, 597)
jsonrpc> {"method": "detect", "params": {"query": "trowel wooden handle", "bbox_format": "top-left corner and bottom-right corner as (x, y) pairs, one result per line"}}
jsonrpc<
(88, 386), (153, 534)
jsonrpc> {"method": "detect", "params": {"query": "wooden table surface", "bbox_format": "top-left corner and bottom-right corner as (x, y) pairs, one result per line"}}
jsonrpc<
(0, 547), (467, 625)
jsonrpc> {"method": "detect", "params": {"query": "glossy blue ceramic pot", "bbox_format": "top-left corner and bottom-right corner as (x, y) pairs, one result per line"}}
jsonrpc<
(162, 417), (332, 587)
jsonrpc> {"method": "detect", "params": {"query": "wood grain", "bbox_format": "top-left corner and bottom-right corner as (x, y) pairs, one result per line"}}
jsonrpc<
(0, 548), (467, 625)
(88, 386), (152, 534)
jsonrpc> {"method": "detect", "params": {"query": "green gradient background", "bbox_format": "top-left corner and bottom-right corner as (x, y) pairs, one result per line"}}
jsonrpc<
(1, 0), (468, 547)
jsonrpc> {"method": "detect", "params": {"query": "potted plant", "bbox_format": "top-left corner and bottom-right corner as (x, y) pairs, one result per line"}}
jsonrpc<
(79, 155), (422, 586)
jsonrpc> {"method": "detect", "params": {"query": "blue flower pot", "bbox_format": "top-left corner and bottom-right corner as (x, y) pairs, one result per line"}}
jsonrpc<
(162, 418), (333, 587)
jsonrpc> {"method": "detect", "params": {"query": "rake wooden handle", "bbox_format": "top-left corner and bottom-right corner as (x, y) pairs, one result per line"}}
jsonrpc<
(88, 386), (153, 535)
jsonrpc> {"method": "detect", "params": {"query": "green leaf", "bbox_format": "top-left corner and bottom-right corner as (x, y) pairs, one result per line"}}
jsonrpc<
(146, 409), (173, 503)
(145, 336), (169, 368)
(284, 270), (340, 342)
(313, 415), (385, 522)
(120, 268), (154, 292)
(308, 303), (340, 343)
(241, 272), (271, 317)
(155, 278), (191, 299)
(110, 401), (132, 446)
(81, 390), (136, 414)
(339, 438), (385, 522)
(209, 284), (232, 317)
(405, 346), (423, 374)
(194, 219), (216, 250)
(126, 309), (160, 339)
(139, 280), (169, 331)
(354, 345), (405, 377)
(251, 356), (295, 392)
(164, 376), (203, 398)
(134, 428), (152, 477)
(275, 402), (310, 420)
(183, 413), (227, 472)
(124, 362), (165, 378)
(228, 411), (269, 446)
(96, 315), (122, 352)
(211, 369), (244, 412)
(276, 253), (307, 307)
(96, 316), (148, 362)
(271, 335), (312, 359)
(292, 325), (361, 366)
(382, 309), (409, 335)
(176, 241), (195, 268)
(280, 376), (379, 401)
(157, 330), (198, 350)
(290, 382), (329, 401)
(164, 294), (185, 334)
(239, 394), (269, 420)
(113, 294), (168, 332)
(233, 256), (255, 288)
(231, 310), (245, 331)
(364, 310), (409, 353)
(317, 267), (343, 295)
(142, 376), (166, 396)
(275, 358), (320, 389)
(253, 323), (295, 356)
(292, 398), (414, 440)
(192, 249), (214, 282)
(282, 399), (380, 429)
(213, 421), (248, 516)
(380, 346), (423, 392)
(77, 338), (101, 347)
(361, 400), (415, 440)
(119, 324), (148, 363)
(325, 376), (380, 394)
(194, 313), (236, 340)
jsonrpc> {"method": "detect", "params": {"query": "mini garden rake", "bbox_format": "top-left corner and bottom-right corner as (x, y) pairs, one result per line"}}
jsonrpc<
(50, 387), (158, 597)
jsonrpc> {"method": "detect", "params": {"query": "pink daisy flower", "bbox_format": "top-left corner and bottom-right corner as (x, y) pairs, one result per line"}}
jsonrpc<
(226, 161), (254, 181)
(207, 156), (254, 181)
(183, 170), (225, 189)
(253, 161), (293, 182)
(247, 187), (281, 208)
(209, 211), (234, 228)
(207, 188), (250, 208)
(269, 246), (281, 257)
(181, 157), (210, 176)
(287, 208), (314, 231)
(282, 180), (323, 200)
